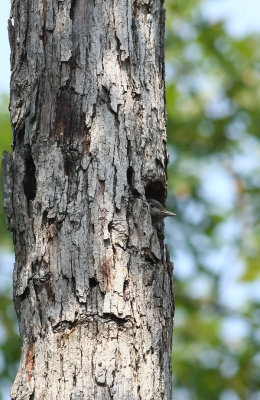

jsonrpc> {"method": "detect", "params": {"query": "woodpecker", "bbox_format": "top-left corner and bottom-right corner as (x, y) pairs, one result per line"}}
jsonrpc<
(147, 198), (176, 225)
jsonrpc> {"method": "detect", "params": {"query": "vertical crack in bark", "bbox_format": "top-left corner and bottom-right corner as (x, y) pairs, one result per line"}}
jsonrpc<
(23, 151), (37, 203)
(69, 0), (77, 20)
(51, 91), (71, 143)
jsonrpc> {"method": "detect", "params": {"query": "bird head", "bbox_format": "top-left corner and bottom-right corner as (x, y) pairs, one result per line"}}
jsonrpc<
(147, 198), (176, 224)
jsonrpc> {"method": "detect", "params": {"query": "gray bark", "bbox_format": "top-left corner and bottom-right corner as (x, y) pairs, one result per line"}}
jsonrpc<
(2, 0), (174, 399)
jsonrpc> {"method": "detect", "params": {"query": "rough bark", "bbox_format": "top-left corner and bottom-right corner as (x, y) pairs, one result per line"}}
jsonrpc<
(2, 0), (174, 399)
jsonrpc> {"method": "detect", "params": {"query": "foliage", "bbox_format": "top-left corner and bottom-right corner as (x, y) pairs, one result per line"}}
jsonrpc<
(0, 95), (12, 248)
(0, 287), (20, 400)
(0, 96), (18, 400)
(165, 0), (260, 398)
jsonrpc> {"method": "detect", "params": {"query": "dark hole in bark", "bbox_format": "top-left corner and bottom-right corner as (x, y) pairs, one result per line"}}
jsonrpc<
(108, 221), (113, 232)
(104, 238), (110, 247)
(127, 166), (134, 186)
(69, 0), (77, 20)
(19, 286), (30, 301)
(123, 279), (129, 293)
(23, 152), (37, 201)
(41, 210), (48, 228)
(102, 312), (128, 325)
(89, 277), (98, 288)
(126, 167), (141, 197)
(145, 254), (155, 265)
(132, 188), (141, 197)
(145, 180), (166, 205)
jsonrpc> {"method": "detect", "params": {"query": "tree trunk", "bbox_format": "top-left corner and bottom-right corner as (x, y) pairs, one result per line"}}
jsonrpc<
(2, 0), (174, 398)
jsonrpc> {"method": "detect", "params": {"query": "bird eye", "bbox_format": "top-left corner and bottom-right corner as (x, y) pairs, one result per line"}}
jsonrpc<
(150, 203), (155, 208)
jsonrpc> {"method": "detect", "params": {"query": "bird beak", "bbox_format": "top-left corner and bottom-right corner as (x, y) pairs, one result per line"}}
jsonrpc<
(160, 210), (176, 217)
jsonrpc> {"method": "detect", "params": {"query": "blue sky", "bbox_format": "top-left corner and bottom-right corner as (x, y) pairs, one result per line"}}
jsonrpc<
(1, 0), (260, 92)
(203, 0), (260, 36)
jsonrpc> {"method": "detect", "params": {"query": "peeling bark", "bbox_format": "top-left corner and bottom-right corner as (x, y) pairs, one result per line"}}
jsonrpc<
(2, 0), (174, 398)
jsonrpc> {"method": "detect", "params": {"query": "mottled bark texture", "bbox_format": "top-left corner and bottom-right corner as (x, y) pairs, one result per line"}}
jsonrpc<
(2, 0), (174, 398)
